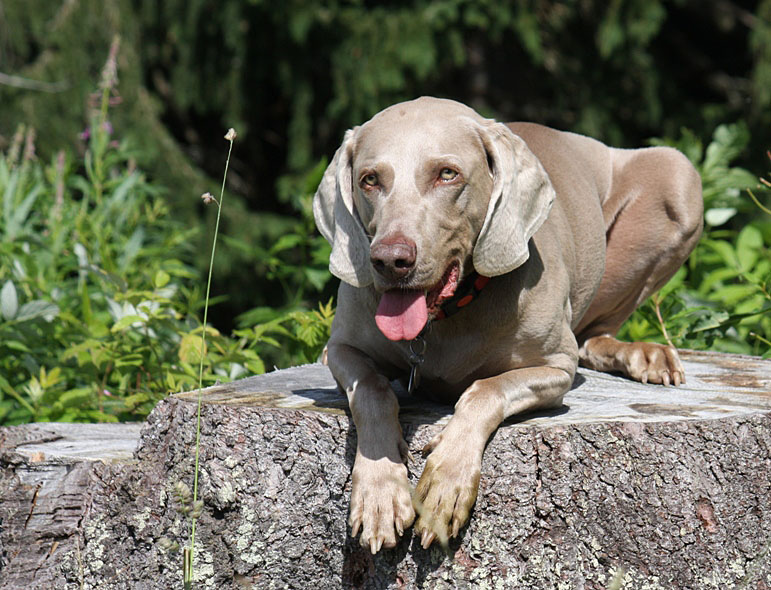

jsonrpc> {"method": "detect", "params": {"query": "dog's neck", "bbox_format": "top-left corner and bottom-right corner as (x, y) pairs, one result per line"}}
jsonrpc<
(405, 271), (491, 394)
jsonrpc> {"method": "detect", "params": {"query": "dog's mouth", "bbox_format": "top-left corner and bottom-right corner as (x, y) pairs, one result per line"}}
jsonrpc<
(374, 262), (460, 341)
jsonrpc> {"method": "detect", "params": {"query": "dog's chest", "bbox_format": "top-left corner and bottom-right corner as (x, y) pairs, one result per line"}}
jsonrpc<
(389, 327), (495, 392)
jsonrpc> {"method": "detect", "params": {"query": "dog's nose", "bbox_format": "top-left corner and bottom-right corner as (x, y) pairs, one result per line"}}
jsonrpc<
(370, 235), (417, 280)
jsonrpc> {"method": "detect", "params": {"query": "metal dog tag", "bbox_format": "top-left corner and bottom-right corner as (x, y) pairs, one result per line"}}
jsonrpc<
(407, 363), (421, 394)
(407, 323), (430, 394)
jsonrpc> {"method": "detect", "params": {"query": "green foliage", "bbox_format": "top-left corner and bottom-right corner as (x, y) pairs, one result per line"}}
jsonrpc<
(0, 126), (188, 423)
(619, 125), (771, 357)
(0, 116), (333, 426)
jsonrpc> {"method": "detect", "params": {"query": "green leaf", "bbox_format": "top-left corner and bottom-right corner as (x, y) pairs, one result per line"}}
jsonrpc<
(658, 267), (686, 297)
(123, 393), (150, 410)
(597, 0), (624, 58)
(57, 388), (92, 409)
(108, 171), (140, 209)
(114, 354), (145, 367)
(705, 239), (740, 268)
(269, 233), (304, 254)
(6, 184), (42, 240)
(81, 410), (119, 423)
(179, 331), (207, 364)
(73, 242), (89, 268)
(736, 225), (764, 271)
(0, 374), (35, 414)
(702, 123), (750, 172)
(118, 226), (146, 269)
(302, 157), (328, 195)
(303, 267), (332, 291)
(154, 269), (171, 289)
(688, 309), (731, 333)
(245, 358), (266, 374)
(16, 300), (60, 322)
(3, 340), (30, 352)
(1, 280), (18, 320)
(704, 207), (737, 227)
(111, 314), (145, 332)
(699, 267), (742, 295)
(710, 284), (760, 306)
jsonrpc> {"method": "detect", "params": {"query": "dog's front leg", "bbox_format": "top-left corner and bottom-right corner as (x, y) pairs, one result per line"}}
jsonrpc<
(326, 342), (416, 554)
(414, 365), (573, 548)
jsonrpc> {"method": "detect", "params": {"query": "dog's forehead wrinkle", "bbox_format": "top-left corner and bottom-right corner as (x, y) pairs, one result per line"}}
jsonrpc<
(374, 96), (482, 122)
(361, 107), (478, 151)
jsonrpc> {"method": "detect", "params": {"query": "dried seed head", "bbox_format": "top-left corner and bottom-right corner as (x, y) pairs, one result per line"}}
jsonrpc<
(173, 481), (193, 506)
(191, 499), (204, 519)
(224, 128), (237, 141)
(158, 537), (180, 553)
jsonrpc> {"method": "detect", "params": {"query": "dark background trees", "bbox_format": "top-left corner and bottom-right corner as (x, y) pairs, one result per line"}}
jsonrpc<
(3, 0), (769, 210)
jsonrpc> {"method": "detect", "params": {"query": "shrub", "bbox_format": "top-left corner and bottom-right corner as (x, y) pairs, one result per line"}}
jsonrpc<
(0, 122), (334, 425)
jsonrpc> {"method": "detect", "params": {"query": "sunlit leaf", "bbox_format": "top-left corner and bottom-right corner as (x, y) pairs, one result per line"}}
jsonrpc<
(1, 280), (18, 320)
(704, 207), (737, 227)
(111, 314), (145, 332)
(16, 300), (59, 322)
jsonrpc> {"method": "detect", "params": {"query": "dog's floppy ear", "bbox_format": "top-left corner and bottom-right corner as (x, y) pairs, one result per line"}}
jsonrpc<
(473, 122), (556, 277)
(313, 128), (373, 287)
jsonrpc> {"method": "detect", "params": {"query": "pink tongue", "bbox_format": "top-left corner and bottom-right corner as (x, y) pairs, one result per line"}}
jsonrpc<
(375, 290), (428, 341)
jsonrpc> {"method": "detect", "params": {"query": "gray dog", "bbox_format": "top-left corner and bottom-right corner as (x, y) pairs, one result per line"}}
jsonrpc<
(313, 97), (703, 553)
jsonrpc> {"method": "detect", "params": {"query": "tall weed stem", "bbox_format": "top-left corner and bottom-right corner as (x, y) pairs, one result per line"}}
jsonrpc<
(185, 128), (236, 589)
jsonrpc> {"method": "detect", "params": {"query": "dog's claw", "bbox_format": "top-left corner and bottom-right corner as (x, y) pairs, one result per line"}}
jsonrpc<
(369, 537), (383, 554)
(350, 516), (361, 538)
(395, 516), (406, 537)
(421, 529), (436, 549)
(399, 439), (411, 463)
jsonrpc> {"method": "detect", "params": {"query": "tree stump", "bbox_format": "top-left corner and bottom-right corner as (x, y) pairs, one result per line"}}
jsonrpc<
(1, 350), (770, 589)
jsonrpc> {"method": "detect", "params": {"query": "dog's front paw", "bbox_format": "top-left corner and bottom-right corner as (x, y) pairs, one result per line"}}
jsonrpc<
(413, 430), (482, 549)
(349, 455), (415, 554)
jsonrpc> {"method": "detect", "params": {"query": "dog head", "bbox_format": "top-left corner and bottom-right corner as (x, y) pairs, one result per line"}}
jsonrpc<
(313, 97), (555, 340)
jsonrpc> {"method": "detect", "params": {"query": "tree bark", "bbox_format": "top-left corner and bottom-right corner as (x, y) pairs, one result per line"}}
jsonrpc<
(1, 350), (770, 589)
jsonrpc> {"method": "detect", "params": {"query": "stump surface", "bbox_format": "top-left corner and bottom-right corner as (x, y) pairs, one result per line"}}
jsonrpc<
(0, 350), (769, 589)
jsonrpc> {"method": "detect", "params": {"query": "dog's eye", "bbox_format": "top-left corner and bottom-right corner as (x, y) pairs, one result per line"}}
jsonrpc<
(361, 173), (379, 188)
(439, 168), (458, 181)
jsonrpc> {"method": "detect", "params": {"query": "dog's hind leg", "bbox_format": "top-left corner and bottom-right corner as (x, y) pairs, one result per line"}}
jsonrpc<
(575, 146), (703, 385)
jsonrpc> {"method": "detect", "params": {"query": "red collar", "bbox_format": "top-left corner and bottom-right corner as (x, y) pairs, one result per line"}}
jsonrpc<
(434, 272), (491, 320)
